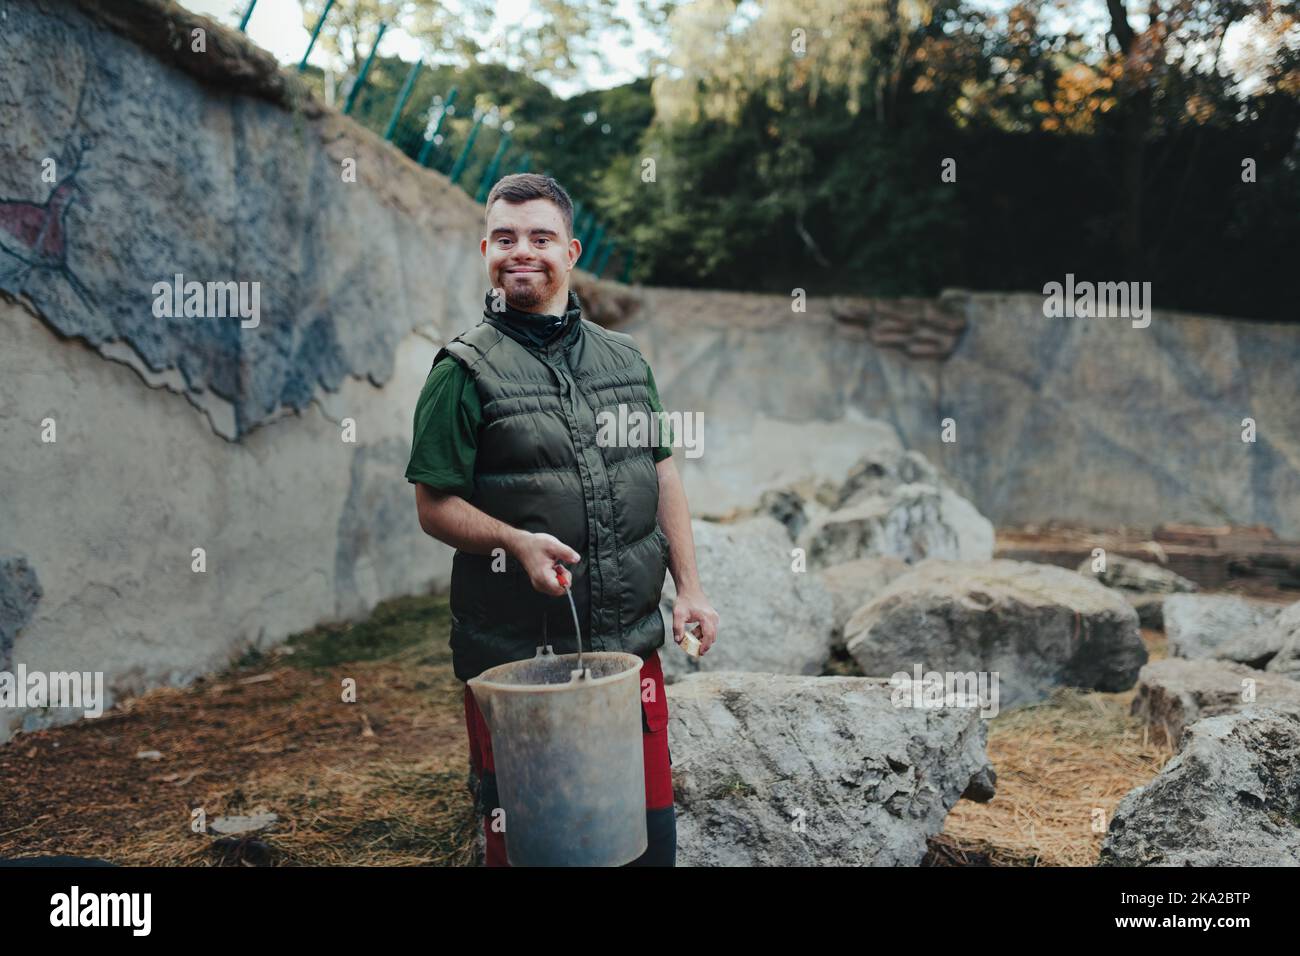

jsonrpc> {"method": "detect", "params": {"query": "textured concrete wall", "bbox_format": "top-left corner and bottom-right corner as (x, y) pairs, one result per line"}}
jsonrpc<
(626, 288), (1300, 536)
(0, 0), (481, 742)
(0, 0), (489, 440)
(3, 0), (1296, 745)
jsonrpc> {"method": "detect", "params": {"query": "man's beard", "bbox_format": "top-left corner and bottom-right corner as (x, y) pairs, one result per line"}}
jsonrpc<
(500, 268), (554, 312)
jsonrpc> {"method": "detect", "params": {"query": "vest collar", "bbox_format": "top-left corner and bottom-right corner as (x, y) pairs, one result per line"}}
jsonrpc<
(483, 288), (583, 356)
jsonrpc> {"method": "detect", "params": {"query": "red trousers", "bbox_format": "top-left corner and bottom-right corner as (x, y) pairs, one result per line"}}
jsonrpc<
(463, 649), (675, 866)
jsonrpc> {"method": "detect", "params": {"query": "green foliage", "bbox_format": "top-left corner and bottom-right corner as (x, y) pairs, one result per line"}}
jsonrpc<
(276, 593), (452, 670)
(305, 0), (1300, 317)
(595, 0), (1300, 317)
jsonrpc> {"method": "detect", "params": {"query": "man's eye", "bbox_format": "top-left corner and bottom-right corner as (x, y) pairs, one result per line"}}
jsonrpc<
(536, 238), (549, 245)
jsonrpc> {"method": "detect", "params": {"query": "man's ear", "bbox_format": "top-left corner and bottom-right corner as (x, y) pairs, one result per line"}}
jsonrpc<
(480, 237), (488, 258)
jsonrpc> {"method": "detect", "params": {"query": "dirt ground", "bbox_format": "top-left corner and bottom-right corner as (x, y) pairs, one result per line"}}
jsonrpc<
(0, 595), (480, 866)
(0, 589), (1268, 867)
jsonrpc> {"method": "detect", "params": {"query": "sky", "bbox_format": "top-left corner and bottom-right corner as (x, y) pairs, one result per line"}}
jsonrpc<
(178, 0), (668, 99)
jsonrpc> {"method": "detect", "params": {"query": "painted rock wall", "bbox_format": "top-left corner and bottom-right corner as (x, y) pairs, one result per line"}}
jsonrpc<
(0, 0), (485, 742)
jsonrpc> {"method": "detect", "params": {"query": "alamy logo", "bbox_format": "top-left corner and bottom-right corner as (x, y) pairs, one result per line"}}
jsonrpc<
(49, 886), (151, 936)
(0, 665), (104, 718)
(595, 403), (703, 459)
(1041, 273), (1152, 328)
(151, 273), (261, 328)
(889, 664), (999, 718)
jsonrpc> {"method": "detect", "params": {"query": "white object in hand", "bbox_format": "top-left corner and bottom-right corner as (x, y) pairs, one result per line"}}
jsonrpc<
(678, 622), (702, 658)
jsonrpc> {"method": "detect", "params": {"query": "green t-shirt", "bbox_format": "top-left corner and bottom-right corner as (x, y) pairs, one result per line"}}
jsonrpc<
(406, 354), (675, 496)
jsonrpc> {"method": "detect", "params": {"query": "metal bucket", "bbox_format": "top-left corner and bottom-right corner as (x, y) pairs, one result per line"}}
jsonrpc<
(468, 644), (648, 866)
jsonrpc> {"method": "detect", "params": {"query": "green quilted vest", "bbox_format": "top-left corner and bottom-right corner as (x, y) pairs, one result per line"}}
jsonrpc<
(435, 306), (669, 682)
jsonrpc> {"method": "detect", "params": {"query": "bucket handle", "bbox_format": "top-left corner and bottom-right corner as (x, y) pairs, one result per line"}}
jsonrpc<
(538, 561), (587, 678)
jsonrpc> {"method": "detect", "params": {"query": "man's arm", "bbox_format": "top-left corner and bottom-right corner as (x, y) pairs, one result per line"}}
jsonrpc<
(655, 455), (720, 653)
(655, 456), (700, 593)
(416, 482), (524, 556)
(415, 483), (580, 597)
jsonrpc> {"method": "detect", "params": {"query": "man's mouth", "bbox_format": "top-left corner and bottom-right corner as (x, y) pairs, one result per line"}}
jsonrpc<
(506, 267), (544, 275)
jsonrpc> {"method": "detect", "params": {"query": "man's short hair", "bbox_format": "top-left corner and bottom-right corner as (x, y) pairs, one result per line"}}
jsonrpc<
(485, 174), (575, 240)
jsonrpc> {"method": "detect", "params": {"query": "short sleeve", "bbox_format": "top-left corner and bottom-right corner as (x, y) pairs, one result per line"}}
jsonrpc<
(644, 360), (674, 463)
(405, 355), (481, 497)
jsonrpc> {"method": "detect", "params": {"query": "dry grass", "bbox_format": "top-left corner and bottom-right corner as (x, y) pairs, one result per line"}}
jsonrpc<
(0, 593), (481, 867)
(937, 628), (1174, 866)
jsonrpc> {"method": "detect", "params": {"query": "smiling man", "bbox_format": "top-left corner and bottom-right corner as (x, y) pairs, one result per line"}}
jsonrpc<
(405, 174), (719, 867)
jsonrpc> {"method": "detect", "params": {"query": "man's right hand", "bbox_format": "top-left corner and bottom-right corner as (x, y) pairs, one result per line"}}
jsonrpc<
(513, 531), (581, 596)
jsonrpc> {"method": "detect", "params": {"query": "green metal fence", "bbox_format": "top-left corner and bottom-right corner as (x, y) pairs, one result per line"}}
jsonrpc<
(251, 7), (633, 283)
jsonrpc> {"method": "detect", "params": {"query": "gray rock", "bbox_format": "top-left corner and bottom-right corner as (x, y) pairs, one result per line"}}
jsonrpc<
(836, 449), (944, 508)
(845, 559), (1146, 708)
(1075, 554), (1197, 628)
(659, 518), (834, 682)
(755, 487), (819, 542)
(666, 671), (996, 866)
(1216, 603), (1298, 669)
(1263, 601), (1300, 679)
(208, 812), (279, 837)
(1126, 595), (1167, 630)
(1164, 594), (1280, 660)
(795, 483), (994, 570)
(1100, 708), (1300, 866)
(1130, 657), (1300, 749)
(817, 556), (910, 652)
(1076, 553), (1198, 595)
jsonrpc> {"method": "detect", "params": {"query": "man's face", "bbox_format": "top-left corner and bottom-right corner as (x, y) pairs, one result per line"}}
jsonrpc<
(481, 198), (579, 312)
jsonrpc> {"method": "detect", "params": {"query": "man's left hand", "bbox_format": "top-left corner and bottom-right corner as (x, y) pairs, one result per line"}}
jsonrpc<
(671, 588), (720, 655)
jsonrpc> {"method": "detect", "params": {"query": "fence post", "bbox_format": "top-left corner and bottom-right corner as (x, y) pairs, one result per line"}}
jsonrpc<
(595, 240), (617, 277)
(238, 0), (257, 31)
(514, 153), (532, 173)
(298, 0), (335, 71)
(620, 249), (634, 283)
(476, 134), (512, 202)
(448, 109), (486, 185)
(343, 22), (388, 115)
(582, 224), (606, 270)
(384, 59), (423, 141)
(576, 212), (596, 260)
(417, 88), (457, 167)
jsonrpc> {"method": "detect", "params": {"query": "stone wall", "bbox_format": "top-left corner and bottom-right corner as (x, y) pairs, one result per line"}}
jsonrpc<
(623, 287), (1300, 536)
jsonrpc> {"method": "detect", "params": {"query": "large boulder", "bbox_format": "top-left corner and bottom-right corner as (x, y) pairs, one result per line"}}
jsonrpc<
(816, 556), (909, 652)
(658, 518), (834, 682)
(1075, 554), (1196, 629)
(745, 447), (995, 569)
(1100, 708), (1300, 866)
(1130, 658), (1300, 749)
(795, 484), (994, 570)
(666, 672), (996, 866)
(1214, 603), (1297, 669)
(1163, 594), (1279, 660)
(845, 559), (1146, 709)
(1262, 601), (1300, 679)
